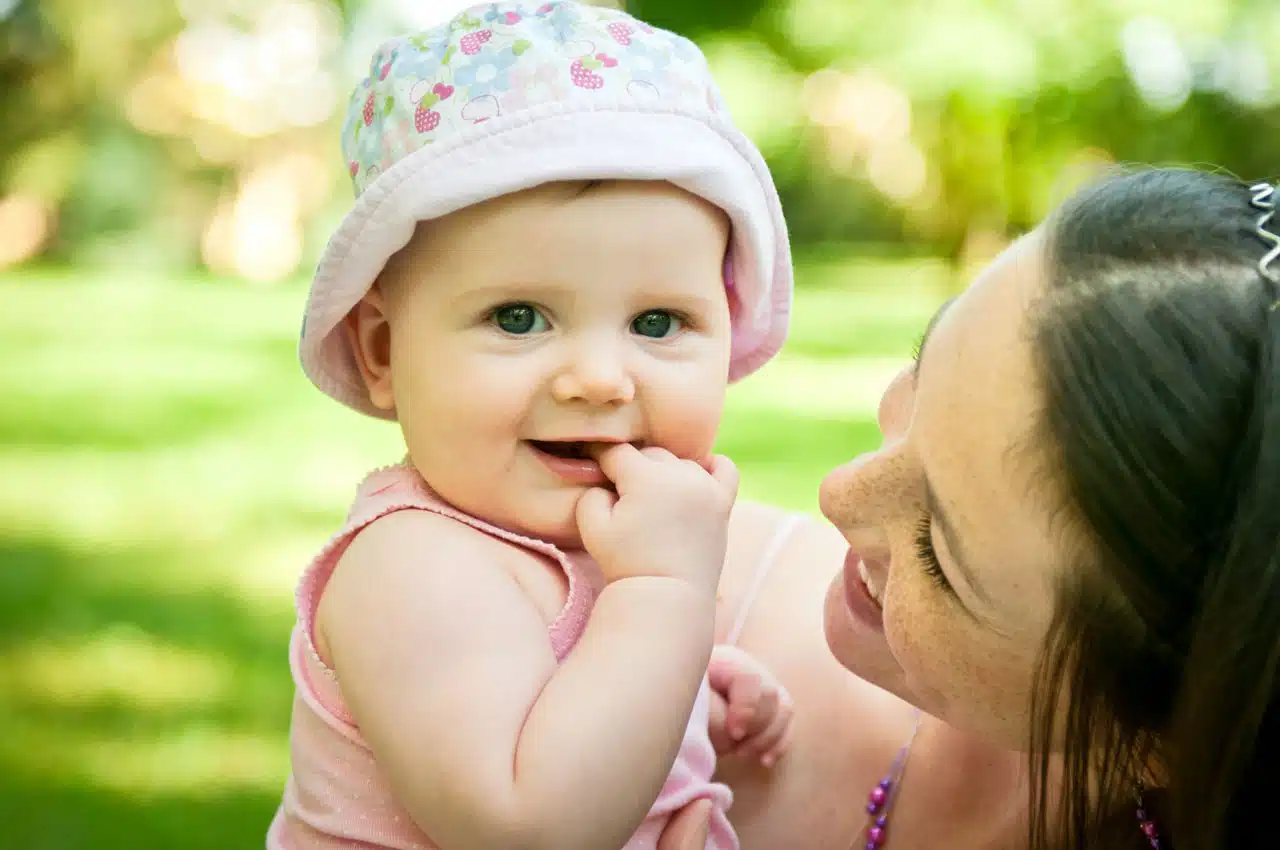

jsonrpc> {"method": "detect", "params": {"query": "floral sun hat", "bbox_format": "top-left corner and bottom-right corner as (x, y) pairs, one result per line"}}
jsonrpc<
(300, 0), (793, 418)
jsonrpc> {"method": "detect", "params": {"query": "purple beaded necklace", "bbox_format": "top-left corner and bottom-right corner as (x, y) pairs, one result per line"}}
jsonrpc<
(855, 710), (922, 849)
(1136, 792), (1162, 848)
(855, 713), (1168, 849)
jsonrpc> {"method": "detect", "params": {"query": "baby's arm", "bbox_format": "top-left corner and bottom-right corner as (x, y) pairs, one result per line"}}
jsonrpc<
(318, 511), (714, 850)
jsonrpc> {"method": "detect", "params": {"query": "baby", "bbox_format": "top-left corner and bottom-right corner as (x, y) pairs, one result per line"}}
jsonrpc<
(269, 3), (795, 849)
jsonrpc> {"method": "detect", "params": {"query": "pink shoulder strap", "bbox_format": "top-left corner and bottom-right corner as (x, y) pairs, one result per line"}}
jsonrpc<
(724, 513), (804, 646)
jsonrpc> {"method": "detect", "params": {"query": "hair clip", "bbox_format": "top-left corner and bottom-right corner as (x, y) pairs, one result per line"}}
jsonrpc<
(1248, 182), (1280, 285)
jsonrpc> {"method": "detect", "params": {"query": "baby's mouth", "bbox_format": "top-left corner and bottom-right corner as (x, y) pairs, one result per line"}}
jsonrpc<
(528, 439), (649, 459)
(527, 439), (650, 486)
(529, 440), (595, 460)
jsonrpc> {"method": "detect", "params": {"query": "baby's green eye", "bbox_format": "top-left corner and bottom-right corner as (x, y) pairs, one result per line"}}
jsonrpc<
(632, 310), (682, 339)
(493, 303), (548, 335)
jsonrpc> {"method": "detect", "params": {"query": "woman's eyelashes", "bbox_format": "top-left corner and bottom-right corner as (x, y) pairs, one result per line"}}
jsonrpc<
(914, 513), (954, 593)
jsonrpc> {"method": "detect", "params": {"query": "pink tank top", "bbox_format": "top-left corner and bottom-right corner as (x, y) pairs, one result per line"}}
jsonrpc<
(266, 463), (737, 850)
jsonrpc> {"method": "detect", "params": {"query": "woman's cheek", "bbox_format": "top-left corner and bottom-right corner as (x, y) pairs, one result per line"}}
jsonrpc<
(887, 582), (1041, 745)
(883, 577), (963, 713)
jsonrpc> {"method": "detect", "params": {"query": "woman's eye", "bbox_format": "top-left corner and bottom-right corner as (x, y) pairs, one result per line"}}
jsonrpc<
(632, 310), (682, 339)
(492, 303), (548, 335)
(914, 514), (956, 596)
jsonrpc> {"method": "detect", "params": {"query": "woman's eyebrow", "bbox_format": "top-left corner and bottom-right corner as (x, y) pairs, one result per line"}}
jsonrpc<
(913, 296), (956, 373)
(923, 473), (993, 608)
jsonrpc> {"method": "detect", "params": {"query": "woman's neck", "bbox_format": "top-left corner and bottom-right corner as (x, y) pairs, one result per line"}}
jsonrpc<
(900, 715), (1031, 847)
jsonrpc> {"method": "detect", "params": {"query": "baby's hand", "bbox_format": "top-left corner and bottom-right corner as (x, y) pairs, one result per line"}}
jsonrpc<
(707, 645), (794, 767)
(576, 445), (738, 595)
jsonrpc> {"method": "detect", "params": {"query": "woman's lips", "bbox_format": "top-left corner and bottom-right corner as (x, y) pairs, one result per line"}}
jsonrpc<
(842, 548), (886, 632)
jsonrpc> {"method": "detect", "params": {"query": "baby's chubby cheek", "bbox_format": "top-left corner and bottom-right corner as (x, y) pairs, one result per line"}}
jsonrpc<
(654, 404), (723, 461)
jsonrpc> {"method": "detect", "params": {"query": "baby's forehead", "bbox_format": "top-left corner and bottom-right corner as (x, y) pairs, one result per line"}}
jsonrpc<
(387, 183), (732, 294)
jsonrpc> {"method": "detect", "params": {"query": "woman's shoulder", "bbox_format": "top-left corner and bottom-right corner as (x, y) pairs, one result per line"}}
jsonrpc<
(718, 500), (848, 637)
(726, 500), (848, 572)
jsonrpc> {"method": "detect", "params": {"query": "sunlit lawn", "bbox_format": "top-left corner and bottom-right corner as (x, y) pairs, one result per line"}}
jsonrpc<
(0, 254), (950, 848)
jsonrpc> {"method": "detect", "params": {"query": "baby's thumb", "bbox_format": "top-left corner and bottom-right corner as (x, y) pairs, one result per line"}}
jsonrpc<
(656, 799), (713, 850)
(574, 486), (616, 551)
(706, 454), (740, 502)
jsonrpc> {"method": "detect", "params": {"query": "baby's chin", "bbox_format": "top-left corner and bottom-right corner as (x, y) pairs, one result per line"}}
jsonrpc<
(528, 515), (586, 551)
(506, 491), (589, 548)
(468, 492), (588, 550)
(410, 462), (588, 547)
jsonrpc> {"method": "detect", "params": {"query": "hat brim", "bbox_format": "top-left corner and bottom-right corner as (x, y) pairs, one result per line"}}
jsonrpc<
(300, 99), (792, 419)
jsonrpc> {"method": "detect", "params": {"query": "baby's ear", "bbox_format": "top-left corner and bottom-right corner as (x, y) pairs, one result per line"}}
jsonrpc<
(344, 282), (396, 412)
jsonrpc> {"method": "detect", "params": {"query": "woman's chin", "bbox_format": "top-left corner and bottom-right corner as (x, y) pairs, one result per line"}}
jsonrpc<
(823, 573), (914, 701)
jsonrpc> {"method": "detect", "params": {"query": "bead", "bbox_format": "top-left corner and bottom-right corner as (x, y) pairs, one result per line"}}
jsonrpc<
(1136, 809), (1147, 820)
(1141, 821), (1157, 839)
(859, 712), (924, 849)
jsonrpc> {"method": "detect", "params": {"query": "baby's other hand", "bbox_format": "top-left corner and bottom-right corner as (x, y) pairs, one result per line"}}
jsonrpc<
(706, 645), (794, 767)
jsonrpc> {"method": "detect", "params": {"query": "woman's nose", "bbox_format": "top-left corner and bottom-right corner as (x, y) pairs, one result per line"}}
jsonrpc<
(819, 441), (920, 538)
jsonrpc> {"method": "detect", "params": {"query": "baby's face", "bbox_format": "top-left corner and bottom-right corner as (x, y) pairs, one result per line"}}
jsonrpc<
(371, 180), (733, 547)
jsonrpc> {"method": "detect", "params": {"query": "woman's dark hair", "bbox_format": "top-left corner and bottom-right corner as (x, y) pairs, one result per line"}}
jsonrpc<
(1027, 167), (1280, 850)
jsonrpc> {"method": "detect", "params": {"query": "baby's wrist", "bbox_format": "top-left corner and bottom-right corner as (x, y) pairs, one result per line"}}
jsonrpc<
(599, 574), (719, 615)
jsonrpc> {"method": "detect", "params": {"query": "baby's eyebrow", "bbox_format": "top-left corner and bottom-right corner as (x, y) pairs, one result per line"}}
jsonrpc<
(447, 280), (566, 304)
(450, 281), (724, 311)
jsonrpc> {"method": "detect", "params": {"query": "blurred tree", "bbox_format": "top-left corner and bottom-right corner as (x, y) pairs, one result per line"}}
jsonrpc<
(0, 0), (1276, 280)
(633, 0), (1278, 285)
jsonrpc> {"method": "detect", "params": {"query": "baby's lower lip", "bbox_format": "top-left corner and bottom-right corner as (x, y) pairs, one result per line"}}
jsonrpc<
(527, 441), (609, 485)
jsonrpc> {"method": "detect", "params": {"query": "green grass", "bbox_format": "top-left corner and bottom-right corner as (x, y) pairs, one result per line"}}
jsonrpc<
(0, 257), (948, 848)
